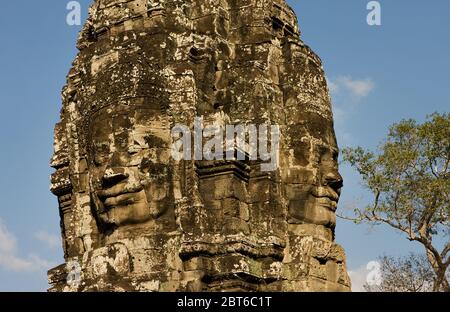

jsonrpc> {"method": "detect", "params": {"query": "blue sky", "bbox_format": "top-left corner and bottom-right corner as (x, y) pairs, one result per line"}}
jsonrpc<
(0, 1), (448, 291)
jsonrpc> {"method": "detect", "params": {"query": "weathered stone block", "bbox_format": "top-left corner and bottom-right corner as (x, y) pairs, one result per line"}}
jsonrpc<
(49, 0), (349, 292)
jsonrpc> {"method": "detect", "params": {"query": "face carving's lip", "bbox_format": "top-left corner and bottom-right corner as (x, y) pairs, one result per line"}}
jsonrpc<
(316, 196), (338, 212)
(103, 193), (138, 208)
(96, 182), (145, 210)
(311, 186), (340, 212)
(97, 183), (143, 199)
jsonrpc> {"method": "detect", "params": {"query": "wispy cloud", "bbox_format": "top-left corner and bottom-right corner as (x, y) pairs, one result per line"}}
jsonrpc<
(327, 75), (376, 145)
(35, 231), (60, 249)
(348, 265), (370, 292)
(348, 260), (382, 292)
(0, 219), (56, 272)
(328, 80), (339, 93)
(335, 76), (375, 98)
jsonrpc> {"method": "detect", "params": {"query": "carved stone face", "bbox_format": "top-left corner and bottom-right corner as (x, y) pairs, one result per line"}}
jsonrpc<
(87, 105), (173, 227)
(286, 113), (343, 230)
(297, 143), (342, 229)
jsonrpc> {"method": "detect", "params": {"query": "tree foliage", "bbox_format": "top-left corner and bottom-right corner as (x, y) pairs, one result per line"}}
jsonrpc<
(365, 254), (435, 292)
(342, 113), (450, 291)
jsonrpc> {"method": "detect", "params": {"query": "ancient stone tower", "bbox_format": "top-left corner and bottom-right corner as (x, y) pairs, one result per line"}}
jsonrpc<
(49, 0), (351, 291)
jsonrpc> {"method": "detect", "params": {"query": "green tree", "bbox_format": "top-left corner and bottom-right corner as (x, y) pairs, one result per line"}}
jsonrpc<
(342, 113), (450, 292)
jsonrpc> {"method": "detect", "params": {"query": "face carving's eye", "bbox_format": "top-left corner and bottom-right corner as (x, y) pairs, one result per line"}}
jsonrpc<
(318, 146), (339, 168)
(128, 140), (145, 155)
(332, 151), (339, 162)
(318, 146), (328, 161)
(94, 142), (110, 154)
(93, 142), (110, 166)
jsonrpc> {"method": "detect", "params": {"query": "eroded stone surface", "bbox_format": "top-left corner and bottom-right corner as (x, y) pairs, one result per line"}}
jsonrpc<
(49, 0), (351, 292)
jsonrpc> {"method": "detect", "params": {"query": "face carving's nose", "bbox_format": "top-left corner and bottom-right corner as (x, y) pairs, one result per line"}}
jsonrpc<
(323, 171), (343, 193)
(102, 168), (129, 188)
